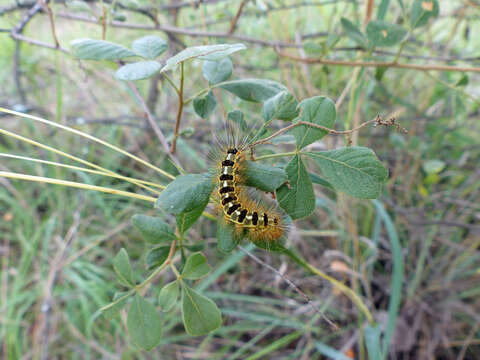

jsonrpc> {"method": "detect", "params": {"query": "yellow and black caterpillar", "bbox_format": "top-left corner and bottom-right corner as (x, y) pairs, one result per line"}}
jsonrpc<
(216, 146), (285, 243)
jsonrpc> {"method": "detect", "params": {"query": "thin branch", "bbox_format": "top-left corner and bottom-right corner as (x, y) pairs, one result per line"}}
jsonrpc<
(39, 0), (60, 48)
(275, 47), (480, 73)
(170, 62), (184, 154)
(228, 0), (248, 34)
(126, 83), (182, 169)
(250, 115), (403, 148)
(239, 245), (338, 330)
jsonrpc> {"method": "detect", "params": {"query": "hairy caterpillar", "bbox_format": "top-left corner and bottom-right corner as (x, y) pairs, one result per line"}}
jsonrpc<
(215, 145), (286, 243)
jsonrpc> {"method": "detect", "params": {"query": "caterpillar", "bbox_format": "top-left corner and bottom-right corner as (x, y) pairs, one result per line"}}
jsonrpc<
(215, 145), (285, 243)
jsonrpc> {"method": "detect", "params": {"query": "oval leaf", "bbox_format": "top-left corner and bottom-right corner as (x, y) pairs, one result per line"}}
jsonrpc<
(340, 17), (368, 48)
(115, 60), (161, 81)
(162, 43), (245, 72)
(410, 0), (439, 28)
(202, 57), (233, 84)
(155, 173), (214, 215)
(217, 217), (240, 253)
(176, 205), (205, 235)
(276, 155), (315, 219)
(182, 252), (211, 280)
(113, 248), (134, 286)
(71, 38), (136, 60)
(131, 214), (176, 244)
(132, 35), (167, 59)
(218, 78), (287, 103)
(181, 285), (222, 336)
(306, 147), (388, 199)
(146, 245), (171, 270)
(292, 96), (336, 149)
(193, 91), (218, 118)
(101, 291), (132, 319)
(366, 20), (408, 47)
(127, 295), (162, 350)
(158, 280), (179, 312)
(243, 161), (287, 192)
(262, 91), (299, 122)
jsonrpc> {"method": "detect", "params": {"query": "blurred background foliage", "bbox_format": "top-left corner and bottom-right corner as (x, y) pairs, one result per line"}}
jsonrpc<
(0, 0), (479, 359)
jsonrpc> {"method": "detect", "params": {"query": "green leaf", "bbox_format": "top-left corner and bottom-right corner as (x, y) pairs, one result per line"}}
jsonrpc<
(131, 214), (176, 244)
(410, 0), (439, 28)
(262, 91), (299, 122)
(308, 172), (334, 190)
(276, 155), (315, 219)
(340, 18), (368, 48)
(292, 96), (336, 149)
(101, 291), (132, 319)
(181, 285), (222, 336)
(217, 218), (240, 253)
(145, 245), (171, 270)
(193, 91), (218, 118)
(306, 147), (388, 199)
(227, 110), (247, 131)
(113, 248), (134, 286)
(115, 60), (161, 81)
(176, 205), (205, 235)
(182, 252), (211, 280)
(162, 43), (246, 72)
(202, 57), (233, 84)
(243, 161), (287, 192)
(218, 78), (287, 103)
(366, 20), (408, 47)
(70, 38), (136, 60)
(158, 281), (179, 312)
(365, 324), (382, 360)
(132, 35), (167, 59)
(155, 173), (214, 215)
(127, 295), (162, 350)
(376, 0), (391, 20)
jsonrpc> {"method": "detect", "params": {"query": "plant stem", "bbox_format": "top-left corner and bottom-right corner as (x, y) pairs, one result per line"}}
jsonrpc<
(137, 240), (177, 290)
(0, 171), (157, 203)
(171, 62), (185, 154)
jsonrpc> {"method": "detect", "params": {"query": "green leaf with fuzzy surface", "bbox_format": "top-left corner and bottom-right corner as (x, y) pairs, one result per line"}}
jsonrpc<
(145, 246), (171, 270)
(202, 57), (233, 84)
(155, 173), (214, 215)
(181, 285), (222, 336)
(132, 35), (167, 59)
(193, 91), (218, 118)
(162, 43), (245, 72)
(115, 61), (161, 80)
(306, 147), (388, 199)
(131, 214), (176, 244)
(243, 161), (287, 192)
(340, 18), (368, 48)
(262, 91), (299, 122)
(218, 79), (287, 102)
(71, 38), (136, 60)
(276, 155), (315, 219)
(292, 96), (336, 149)
(217, 217), (241, 253)
(127, 295), (162, 350)
(113, 248), (134, 286)
(158, 281), (179, 312)
(176, 205), (205, 235)
(182, 252), (211, 280)
(366, 20), (407, 47)
(410, 0), (439, 28)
